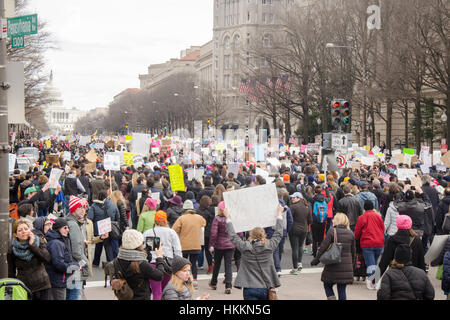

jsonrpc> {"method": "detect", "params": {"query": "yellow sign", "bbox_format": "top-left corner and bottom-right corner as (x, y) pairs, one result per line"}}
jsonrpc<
(363, 145), (370, 151)
(126, 136), (132, 141)
(123, 152), (137, 166)
(45, 140), (51, 149)
(168, 165), (185, 192)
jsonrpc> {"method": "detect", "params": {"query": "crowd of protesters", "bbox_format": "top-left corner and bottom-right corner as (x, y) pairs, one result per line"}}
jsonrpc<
(6, 136), (450, 300)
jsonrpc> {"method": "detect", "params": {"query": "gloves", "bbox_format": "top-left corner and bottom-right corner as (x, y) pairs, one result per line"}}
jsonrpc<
(311, 258), (319, 266)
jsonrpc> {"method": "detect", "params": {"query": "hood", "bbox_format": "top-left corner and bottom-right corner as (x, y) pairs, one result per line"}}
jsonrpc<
(389, 230), (410, 245)
(45, 229), (64, 242)
(314, 194), (325, 202)
(33, 216), (47, 233)
(357, 191), (376, 201)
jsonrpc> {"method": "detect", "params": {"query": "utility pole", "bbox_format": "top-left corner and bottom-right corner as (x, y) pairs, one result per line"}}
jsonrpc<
(0, 0), (9, 278)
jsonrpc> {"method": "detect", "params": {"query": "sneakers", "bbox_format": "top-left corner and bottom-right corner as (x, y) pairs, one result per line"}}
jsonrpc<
(303, 248), (308, 254)
(193, 279), (199, 290)
(277, 271), (282, 278)
(425, 265), (430, 273)
(208, 281), (217, 290)
(224, 288), (231, 294)
(297, 263), (303, 271)
(289, 269), (299, 275)
(366, 279), (376, 290)
(198, 265), (204, 270)
(207, 265), (214, 274)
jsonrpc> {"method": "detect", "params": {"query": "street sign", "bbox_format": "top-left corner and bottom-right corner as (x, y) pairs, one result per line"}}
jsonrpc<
(331, 133), (348, 149)
(11, 35), (24, 48)
(7, 14), (38, 37)
(336, 155), (346, 168)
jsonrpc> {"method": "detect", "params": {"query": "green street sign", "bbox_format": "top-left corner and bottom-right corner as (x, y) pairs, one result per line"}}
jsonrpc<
(7, 14), (38, 37)
(11, 36), (24, 48)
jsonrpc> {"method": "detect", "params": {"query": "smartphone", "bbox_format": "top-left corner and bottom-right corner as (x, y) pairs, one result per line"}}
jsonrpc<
(145, 237), (153, 251)
(153, 237), (161, 249)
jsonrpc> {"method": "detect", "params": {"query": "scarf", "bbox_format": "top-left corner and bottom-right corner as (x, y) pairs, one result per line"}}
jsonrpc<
(12, 236), (39, 262)
(117, 248), (148, 262)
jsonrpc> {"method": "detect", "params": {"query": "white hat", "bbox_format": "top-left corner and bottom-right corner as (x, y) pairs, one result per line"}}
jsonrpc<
(121, 229), (144, 250)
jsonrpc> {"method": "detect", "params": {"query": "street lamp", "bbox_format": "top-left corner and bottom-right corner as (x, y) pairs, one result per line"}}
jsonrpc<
(441, 112), (447, 122)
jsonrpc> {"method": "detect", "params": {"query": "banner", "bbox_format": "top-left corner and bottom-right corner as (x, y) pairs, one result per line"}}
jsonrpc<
(168, 165), (185, 191)
(223, 183), (278, 233)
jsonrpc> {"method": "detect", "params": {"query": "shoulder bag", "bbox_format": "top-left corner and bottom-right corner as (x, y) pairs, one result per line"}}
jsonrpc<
(111, 259), (134, 300)
(252, 248), (278, 300)
(400, 269), (419, 300)
(104, 205), (122, 241)
(319, 228), (342, 265)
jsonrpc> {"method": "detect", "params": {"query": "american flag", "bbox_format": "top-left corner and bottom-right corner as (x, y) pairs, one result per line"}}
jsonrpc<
(248, 80), (259, 102)
(239, 79), (250, 94)
(283, 75), (292, 92)
(275, 77), (283, 90)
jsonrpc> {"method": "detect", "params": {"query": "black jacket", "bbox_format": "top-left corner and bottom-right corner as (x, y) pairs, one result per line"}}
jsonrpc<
(197, 206), (215, 238)
(395, 199), (432, 233)
(377, 264), (434, 300)
(196, 185), (215, 202)
(378, 230), (425, 276)
(337, 194), (363, 227)
(436, 196), (450, 235)
(289, 200), (312, 235)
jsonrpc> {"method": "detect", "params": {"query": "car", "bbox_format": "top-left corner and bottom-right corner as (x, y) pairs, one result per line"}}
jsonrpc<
(17, 147), (39, 164)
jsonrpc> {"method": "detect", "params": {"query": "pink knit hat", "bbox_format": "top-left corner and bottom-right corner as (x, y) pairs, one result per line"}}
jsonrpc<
(218, 201), (226, 211)
(145, 198), (158, 210)
(396, 215), (412, 230)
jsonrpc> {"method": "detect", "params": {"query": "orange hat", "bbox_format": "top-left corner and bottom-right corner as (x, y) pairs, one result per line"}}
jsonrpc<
(283, 174), (290, 182)
(155, 210), (167, 222)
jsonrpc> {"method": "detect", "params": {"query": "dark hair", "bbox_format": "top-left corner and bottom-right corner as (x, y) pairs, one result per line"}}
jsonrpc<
(211, 195), (221, 207)
(364, 200), (374, 211)
(18, 203), (33, 218)
(199, 195), (211, 210)
(146, 177), (155, 188)
(98, 190), (108, 201)
(203, 176), (212, 186)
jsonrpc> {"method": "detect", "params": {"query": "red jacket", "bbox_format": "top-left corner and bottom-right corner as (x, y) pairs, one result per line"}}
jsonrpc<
(354, 210), (385, 248)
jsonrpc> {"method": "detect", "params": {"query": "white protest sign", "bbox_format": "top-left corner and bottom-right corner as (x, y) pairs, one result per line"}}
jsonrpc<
(97, 217), (112, 235)
(49, 168), (63, 189)
(433, 151), (442, 166)
(403, 153), (412, 167)
(94, 143), (104, 150)
(63, 151), (71, 161)
(131, 133), (151, 156)
(372, 146), (381, 154)
(227, 163), (240, 177)
(151, 147), (159, 154)
(391, 149), (402, 156)
(397, 168), (417, 181)
(436, 164), (447, 172)
(424, 235), (449, 263)
(223, 183), (278, 233)
(151, 192), (160, 200)
(420, 146), (430, 160)
(420, 165), (430, 174)
(8, 154), (16, 172)
(79, 136), (89, 146)
(255, 167), (270, 182)
(104, 154), (121, 171)
(195, 168), (205, 180)
(132, 155), (144, 168)
(148, 161), (159, 170)
(361, 156), (374, 166)
(267, 157), (281, 167)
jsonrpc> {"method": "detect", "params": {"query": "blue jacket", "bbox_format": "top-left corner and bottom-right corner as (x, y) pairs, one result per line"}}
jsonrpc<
(87, 198), (120, 236)
(442, 237), (450, 293)
(355, 191), (379, 210)
(265, 200), (293, 238)
(44, 229), (76, 288)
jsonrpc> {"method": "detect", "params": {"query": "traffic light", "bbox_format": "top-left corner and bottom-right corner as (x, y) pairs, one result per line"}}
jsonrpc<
(342, 100), (351, 125)
(331, 100), (342, 130)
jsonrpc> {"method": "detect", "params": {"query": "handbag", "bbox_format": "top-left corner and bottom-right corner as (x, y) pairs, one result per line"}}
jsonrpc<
(111, 259), (134, 300)
(319, 228), (342, 265)
(252, 248), (278, 300)
(104, 206), (122, 240)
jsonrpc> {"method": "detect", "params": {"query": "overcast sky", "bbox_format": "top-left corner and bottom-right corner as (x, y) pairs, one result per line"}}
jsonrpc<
(27, 0), (213, 111)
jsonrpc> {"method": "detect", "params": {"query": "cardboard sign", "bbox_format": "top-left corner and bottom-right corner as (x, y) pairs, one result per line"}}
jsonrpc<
(97, 217), (112, 235)
(63, 151), (71, 161)
(440, 151), (450, 168)
(162, 139), (171, 146)
(84, 162), (97, 173)
(223, 183), (278, 233)
(168, 164), (185, 191)
(46, 154), (60, 164)
(85, 149), (98, 163)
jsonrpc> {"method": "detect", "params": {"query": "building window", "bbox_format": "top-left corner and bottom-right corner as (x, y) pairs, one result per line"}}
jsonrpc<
(224, 55), (231, 70)
(224, 75), (230, 89)
(262, 0), (267, 4)
(215, 56), (219, 70)
(262, 13), (266, 24)
(234, 35), (241, 48)
(247, 12), (250, 22)
(269, 13), (274, 24)
(224, 36), (230, 49)
(263, 34), (273, 47)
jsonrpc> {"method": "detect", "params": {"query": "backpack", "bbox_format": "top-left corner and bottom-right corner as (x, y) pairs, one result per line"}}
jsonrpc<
(111, 259), (134, 300)
(313, 201), (328, 223)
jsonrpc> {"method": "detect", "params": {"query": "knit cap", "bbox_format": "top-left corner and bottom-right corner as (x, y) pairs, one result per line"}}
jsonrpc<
(183, 200), (194, 211)
(171, 255), (192, 274)
(394, 244), (411, 264)
(69, 196), (87, 213)
(218, 201), (226, 211)
(154, 210), (167, 222)
(145, 198), (158, 210)
(396, 215), (412, 230)
(53, 218), (68, 231)
(122, 229), (144, 250)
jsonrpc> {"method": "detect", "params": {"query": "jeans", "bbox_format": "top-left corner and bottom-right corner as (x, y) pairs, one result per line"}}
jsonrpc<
(66, 287), (81, 300)
(361, 247), (383, 277)
(324, 283), (347, 300)
(149, 264), (171, 300)
(311, 223), (326, 257)
(93, 238), (115, 266)
(197, 237), (213, 268)
(210, 249), (234, 288)
(422, 233), (434, 254)
(183, 251), (200, 279)
(243, 288), (268, 300)
(273, 236), (286, 272)
(289, 231), (307, 268)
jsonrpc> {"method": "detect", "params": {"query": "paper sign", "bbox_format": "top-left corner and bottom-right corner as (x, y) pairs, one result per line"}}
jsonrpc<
(151, 147), (159, 154)
(227, 163), (240, 177)
(361, 156), (374, 166)
(84, 162), (97, 173)
(403, 148), (415, 155)
(131, 133), (151, 156)
(425, 235), (450, 263)
(255, 167), (270, 182)
(123, 152), (137, 166)
(97, 217), (112, 236)
(372, 146), (381, 154)
(255, 145), (265, 162)
(391, 149), (402, 156)
(148, 161), (159, 170)
(63, 151), (71, 161)
(223, 183), (278, 233)
(104, 154), (121, 171)
(45, 140), (51, 149)
(151, 192), (160, 200)
(9, 154), (16, 172)
(86, 149), (97, 163)
(397, 169), (417, 181)
(132, 155), (144, 168)
(168, 164), (185, 191)
(436, 164), (447, 172)
(420, 165), (430, 174)
(351, 163), (361, 171)
(433, 150), (442, 166)
(49, 168), (63, 189)
(267, 157), (281, 167)
(440, 151), (450, 168)
(403, 153), (412, 166)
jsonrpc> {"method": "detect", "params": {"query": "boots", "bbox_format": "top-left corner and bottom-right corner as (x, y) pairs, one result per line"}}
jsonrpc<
(327, 295), (336, 300)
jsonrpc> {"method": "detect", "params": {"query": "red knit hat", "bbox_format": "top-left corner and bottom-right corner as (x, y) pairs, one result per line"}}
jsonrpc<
(69, 196), (88, 213)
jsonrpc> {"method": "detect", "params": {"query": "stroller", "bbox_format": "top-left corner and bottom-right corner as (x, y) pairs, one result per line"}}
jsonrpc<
(0, 278), (32, 300)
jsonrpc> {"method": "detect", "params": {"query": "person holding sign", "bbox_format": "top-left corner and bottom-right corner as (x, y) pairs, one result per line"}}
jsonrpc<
(223, 204), (284, 300)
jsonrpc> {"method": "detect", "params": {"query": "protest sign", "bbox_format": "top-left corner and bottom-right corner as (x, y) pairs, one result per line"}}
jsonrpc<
(436, 164), (447, 172)
(433, 150), (442, 166)
(97, 217), (112, 236)
(8, 154), (16, 172)
(94, 143), (104, 150)
(49, 168), (63, 189)
(131, 133), (151, 156)
(132, 154), (144, 168)
(46, 154), (60, 165)
(162, 139), (171, 146)
(123, 152), (137, 166)
(223, 183), (278, 233)
(227, 163), (240, 177)
(84, 162), (97, 173)
(307, 143), (320, 154)
(63, 151), (71, 161)
(397, 169), (417, 181)
(151, 147), (159, 154)
(255, 167), (270, 182)
(372, 146), (381, 154)
(45, 140), (52, 149)
(148, 161), (159, 169)
(391, 149), (402, 156)
(254, 145), (265, 162)
(440, 151), (450, 168)
(168, 165), (185, 191)
(104, 154), (121, 171)
(403, 153), (412, 167)
(420, 165), (430, 174)
(425, 235), (449, 263)
(361, 156), (374, 166)
(85, 149), (97, 163)
(151, 192), (160, 200)
(403, 148), (415, 155)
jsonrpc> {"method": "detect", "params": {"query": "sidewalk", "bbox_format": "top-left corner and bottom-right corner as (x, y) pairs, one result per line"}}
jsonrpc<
(84, 266), (447, 300)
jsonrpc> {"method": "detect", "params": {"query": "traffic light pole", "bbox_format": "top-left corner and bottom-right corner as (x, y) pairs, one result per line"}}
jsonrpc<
(0, 0), (10, 278)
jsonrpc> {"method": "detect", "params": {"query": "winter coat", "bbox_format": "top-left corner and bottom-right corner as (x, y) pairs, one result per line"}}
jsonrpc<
(377, 264), (435, 300)
(197, 206), (215, 238)
(430, 236), (450, 293)
(196, 185), (215, 202)
(162, 282), (192, 300)
(128, 183), (147, 206)
(226, 217), (283, 289)
(395, 199), (431, 233)
(354, 210), (385, 248)
(355, 191), (379, 210)
(337, 194), (363, 227)
(384, 201), (399, 236)
(91, 178), (117, 201)
(209, 215), (235, 250)
(311, 225), (356, 285)
(7, 238), (52, 293)
(166, 205), (183, 227)
(378, 230), (425, 277)
(289, 200), (312, 235)
(436, 196), (450, 235)
(137, 210), (156, 233)
(87, 199), (120, 236)
(117, 201), (129, 232)
(66, 214), (90, 281)
(422, 184), (440, 216)
(116, 257), (165, 300)
(143, 226), (182, 262)
(172, 213), (206, 251)
(265, 200), (293, 238)
(44, 229), (77, 288)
